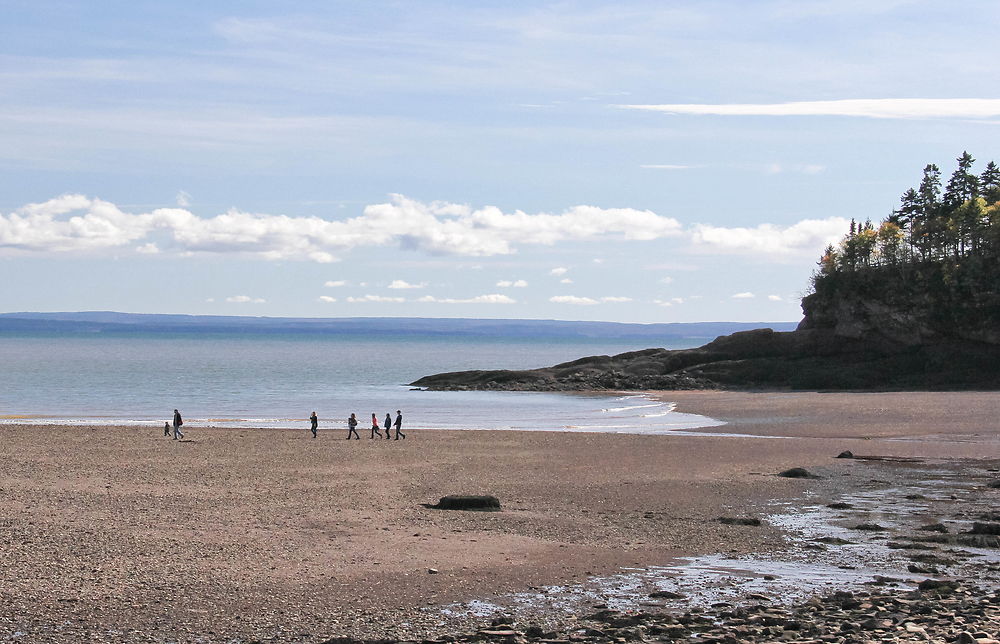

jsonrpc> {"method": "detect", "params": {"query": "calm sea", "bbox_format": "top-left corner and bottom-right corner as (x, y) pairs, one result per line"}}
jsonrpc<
(0, 332), (723, 434)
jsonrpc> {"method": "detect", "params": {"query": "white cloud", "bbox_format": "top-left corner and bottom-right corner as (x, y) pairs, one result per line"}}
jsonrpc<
(618, 98), (1000, 120)
(659, 276), (674, 284)
(324, 280), (347, 287)
(690, 217), (849, 257)
(732, 292), (755, 299)
(417, 294), (515, 304)
(550, 295), (598, 305)
(226, 295), (266, 303)
(0, 194), (682, 261)
(175, 190), (191, 207)
(318, 295), (337, 303)
(496, 279), (528, 288)
(549, 267), (569, 276)
(135, 243), (159, 254)
(764, 163), (825, 175)
(346, 294), (405, 303)
(654, 297), (685, 307)
(559, 278), (574, 284)
(768, 294), (783, 302)
(601, 296), (632, 303)
(388, 279), (427, 289)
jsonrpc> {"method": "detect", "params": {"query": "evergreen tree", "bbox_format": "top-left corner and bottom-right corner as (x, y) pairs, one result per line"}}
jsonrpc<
(913, 164), (942, 259)
(944, 151), (979, 208)
(982, 161), (1000, 204)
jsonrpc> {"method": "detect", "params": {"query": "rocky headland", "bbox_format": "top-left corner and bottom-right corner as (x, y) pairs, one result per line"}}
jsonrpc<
(410, 319), (1000, 392)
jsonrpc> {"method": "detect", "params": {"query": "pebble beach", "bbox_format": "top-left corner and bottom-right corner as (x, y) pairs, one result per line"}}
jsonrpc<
(2, 390), (999, 642)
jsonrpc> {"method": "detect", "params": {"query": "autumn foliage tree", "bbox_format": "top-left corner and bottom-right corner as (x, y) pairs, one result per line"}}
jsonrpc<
(809, 153), (1000, 336)
(815, 152), (1000, 275)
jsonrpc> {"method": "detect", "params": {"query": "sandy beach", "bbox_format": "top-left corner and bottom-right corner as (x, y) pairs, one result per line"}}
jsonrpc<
(2, 391), (999, 642)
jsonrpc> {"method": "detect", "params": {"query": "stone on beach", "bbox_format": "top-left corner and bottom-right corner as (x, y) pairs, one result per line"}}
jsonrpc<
(431, 495), (502, 511)
(778, 467), (819, 478)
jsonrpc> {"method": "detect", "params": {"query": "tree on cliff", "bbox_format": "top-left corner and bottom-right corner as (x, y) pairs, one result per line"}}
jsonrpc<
(809, 152), (1000, 339)
(816, 152), (1000, 274)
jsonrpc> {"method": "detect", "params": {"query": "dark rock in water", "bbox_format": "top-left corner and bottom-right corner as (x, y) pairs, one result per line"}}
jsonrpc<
(987, 479), (1000, 489)
(827, 502), (853, 509)
(908, 563), (939, 574)
(905, 493), (927, 500)
(917, 578), (959, 592)
(969, 522), (1000, 535)
(430, 495), (501, 511)
(918, 522), (950, 533)
(851, 523), (888, 531)
(779, 467), (818, 479)
(836, 450), (854, 459)
(910, 553), (956, 566)
(887, 541), (937, 550)
(648, 590), (686, 599)
(814, 536), (853, 545)
(717, 516), (762, 526)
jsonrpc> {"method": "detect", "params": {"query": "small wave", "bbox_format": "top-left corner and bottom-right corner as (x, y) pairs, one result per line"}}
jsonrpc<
(642, 411), (670, 418)
(601, 403), (663, 413)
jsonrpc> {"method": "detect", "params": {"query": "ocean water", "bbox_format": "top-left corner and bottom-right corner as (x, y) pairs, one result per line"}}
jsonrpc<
(0, 332), (723, 434)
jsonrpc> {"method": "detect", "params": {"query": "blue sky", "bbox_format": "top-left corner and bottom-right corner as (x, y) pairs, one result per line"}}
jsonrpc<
(2, 0), (999, 323)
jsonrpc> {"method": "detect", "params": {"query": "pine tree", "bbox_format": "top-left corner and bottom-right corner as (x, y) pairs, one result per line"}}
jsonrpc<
(982, 161), (1000, 204)
(913, 164), (942, 259)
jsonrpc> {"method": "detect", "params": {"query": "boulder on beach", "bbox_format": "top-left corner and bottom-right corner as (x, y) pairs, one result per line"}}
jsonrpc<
(779, 467), (819, 479)
(430, 495), (502, 511)
(836, 450), (854, 458)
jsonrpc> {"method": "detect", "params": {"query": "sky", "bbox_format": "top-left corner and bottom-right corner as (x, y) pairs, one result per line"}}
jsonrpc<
(2, 0), (1000, 323)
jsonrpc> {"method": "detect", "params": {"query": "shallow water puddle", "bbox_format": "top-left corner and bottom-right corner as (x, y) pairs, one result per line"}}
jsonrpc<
(438, 462), (1000, 623)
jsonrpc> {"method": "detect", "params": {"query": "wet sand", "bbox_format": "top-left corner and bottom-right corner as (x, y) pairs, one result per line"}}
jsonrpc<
(1, 391), (998, 642)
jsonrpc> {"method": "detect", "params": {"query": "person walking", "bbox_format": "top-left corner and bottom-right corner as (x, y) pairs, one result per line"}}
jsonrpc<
(310, 411), (318, 438)
(346, 413), (360, 440)
(370, 413), (382, 439)
(384, 413), (392, 440)
(163, 421), (171, 437)
(172, 409), (184, 440)
(393, 410), (405, 440)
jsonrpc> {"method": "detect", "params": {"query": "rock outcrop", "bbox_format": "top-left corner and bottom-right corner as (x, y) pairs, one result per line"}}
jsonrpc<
(411, 325), (1000, 391)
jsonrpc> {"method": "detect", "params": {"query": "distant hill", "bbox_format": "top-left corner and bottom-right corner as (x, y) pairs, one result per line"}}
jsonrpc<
(0, 311), (798, 343)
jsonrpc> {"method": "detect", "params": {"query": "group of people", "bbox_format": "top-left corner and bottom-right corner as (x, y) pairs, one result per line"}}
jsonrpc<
(163, 408), (405, 441)
(342, 411), (405, 440)
(163, 409), (184, 439)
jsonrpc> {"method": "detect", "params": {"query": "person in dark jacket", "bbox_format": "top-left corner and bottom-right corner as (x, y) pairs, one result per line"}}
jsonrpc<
(163, 421), (171, 437)
(310, 411), (318, 438)
(172, 409), (184, 440)
(347, 413), (360, 439)
(393, 410), (405, 440)
(384, 413), (392, 440)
